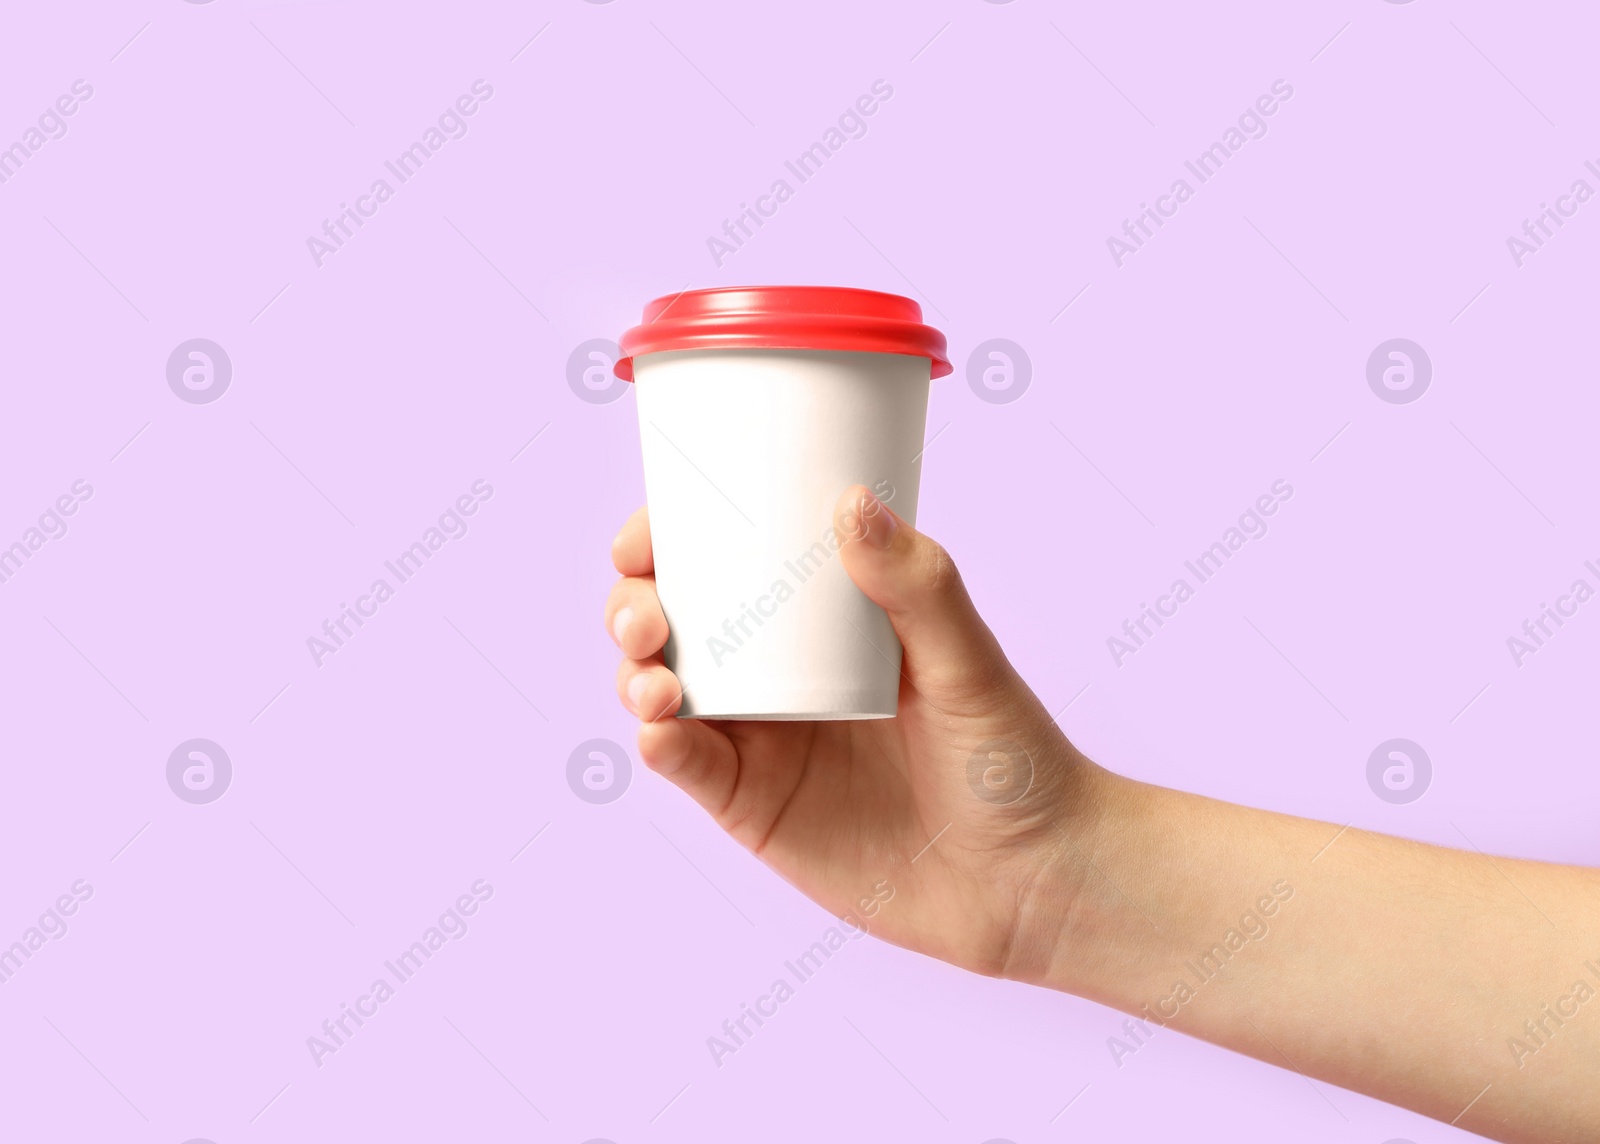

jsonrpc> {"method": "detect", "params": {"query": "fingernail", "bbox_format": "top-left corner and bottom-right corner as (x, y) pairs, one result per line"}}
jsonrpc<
(626, 673), (650, 714)
(612, 606), (635, 648)
(859, 491), (897, 550)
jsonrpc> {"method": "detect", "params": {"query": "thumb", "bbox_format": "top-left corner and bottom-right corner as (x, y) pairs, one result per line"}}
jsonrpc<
(834, 485), (1010, 698)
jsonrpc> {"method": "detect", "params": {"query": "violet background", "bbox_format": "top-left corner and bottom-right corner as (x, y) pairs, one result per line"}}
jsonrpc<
(1, 1), (1596, 1141)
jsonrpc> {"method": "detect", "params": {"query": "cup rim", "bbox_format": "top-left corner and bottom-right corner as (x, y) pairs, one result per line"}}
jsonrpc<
(615, 285), (950, 381)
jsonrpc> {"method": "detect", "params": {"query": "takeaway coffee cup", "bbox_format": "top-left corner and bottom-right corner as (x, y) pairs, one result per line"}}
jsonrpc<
(616, 286), (950, 720)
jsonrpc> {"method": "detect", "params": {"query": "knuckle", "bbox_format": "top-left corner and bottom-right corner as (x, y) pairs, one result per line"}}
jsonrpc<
(919, 540), (963, 599)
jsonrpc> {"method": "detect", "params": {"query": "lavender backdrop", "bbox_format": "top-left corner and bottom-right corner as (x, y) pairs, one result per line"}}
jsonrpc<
(2, 1), (1596, 1141)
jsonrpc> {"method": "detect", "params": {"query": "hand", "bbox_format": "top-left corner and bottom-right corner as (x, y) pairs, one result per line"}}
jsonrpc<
(606, 486), (1600, 1143)
(605, 485), (1104, 979)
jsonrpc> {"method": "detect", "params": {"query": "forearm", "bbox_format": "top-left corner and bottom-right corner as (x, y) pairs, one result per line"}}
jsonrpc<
(1020, 764), (1600, 1143)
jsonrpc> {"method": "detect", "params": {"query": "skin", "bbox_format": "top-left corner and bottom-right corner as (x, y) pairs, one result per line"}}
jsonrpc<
(606, 486), (1600, 1143)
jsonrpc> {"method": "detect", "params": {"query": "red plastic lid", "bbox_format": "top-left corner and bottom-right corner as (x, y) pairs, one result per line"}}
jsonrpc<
(614, 286), (950, 381)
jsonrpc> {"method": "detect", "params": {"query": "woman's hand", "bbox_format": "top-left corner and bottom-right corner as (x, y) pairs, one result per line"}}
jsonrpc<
(605, 485), (1102, 980)
(607, 485), (1600, 1144)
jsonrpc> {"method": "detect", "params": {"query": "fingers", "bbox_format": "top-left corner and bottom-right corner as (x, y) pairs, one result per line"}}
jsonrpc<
(606, 501), (746, 838)
(605, 576), (669, 660)
(615, 648), (744, 832)
(615, 655), (685, 722)
(833, 484), (1010, 696)
(611, 506), (653, 576)
(637, 717), (740, 824)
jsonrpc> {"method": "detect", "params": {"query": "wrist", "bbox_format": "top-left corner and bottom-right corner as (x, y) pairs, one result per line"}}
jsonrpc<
(1000, 762), (1159, 996)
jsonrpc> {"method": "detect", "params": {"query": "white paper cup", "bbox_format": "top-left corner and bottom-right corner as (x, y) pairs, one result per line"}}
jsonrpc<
(618, 288), (949, 720)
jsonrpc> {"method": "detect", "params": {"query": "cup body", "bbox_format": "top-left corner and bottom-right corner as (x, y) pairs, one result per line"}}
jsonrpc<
(634, 348), (931, 719)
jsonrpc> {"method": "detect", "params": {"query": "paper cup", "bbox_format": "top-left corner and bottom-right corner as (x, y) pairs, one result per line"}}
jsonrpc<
(617, 287), (950, 720)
